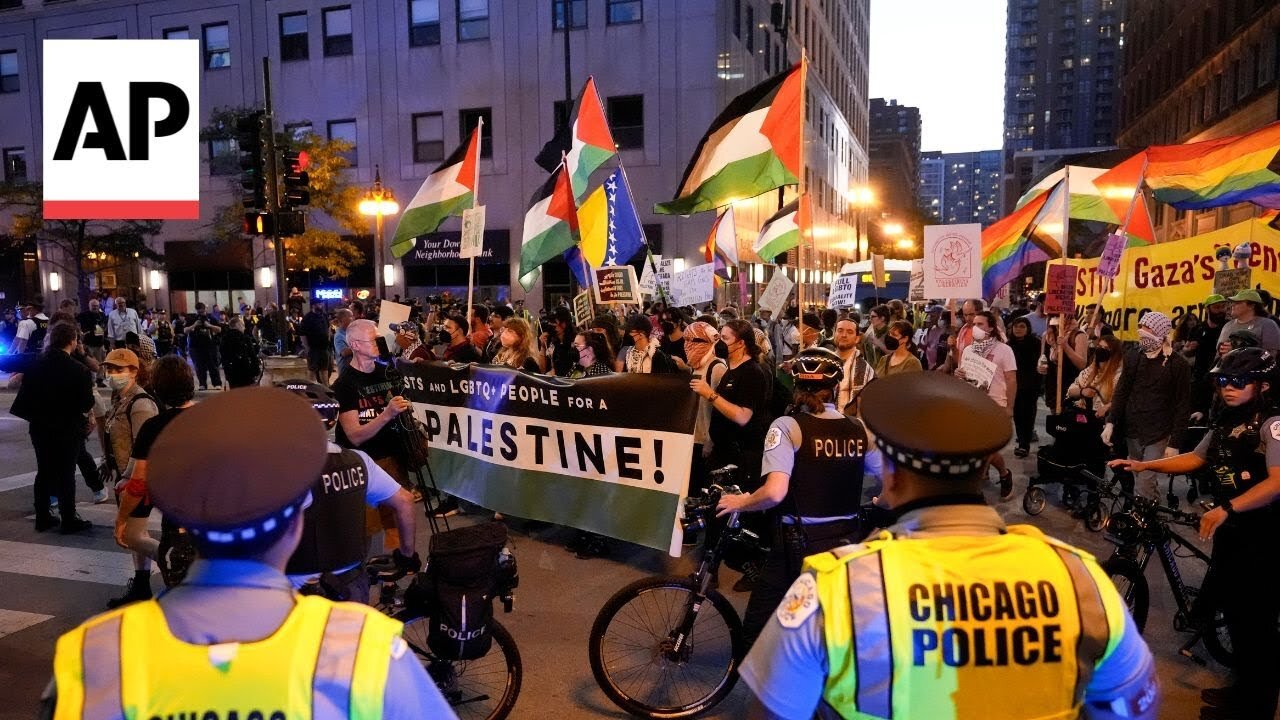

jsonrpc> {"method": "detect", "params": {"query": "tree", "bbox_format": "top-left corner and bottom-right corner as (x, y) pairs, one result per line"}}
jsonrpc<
(203, 107), (367, 279)
(0, 181), (163, 308)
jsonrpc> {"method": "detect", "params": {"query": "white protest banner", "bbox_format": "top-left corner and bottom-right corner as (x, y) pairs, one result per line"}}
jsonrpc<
(923, 224), (982, 299)
(909, 259), (925, 302)
(958, 352), (998, 393)
(656, 258), (674, 297)
(376, 300), (411, 339)
(639, 255), (660, 296)
(459, 205), (486, 259)
(827, 273), (858, 309)
(670, 262), (716, 307)
(758, 268), (795, 315)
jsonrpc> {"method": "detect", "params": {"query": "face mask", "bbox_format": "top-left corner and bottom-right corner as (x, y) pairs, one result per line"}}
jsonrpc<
(1093, 348), (1112, 364)
(715, 340), (731, 360)
(437, 330), (451, 346)
(578, 346), (595, 368)
(107, 374), (132, 390)
(971, 326), (989, 341)
(1209, 310), (1227, 323)
(1138, 329), (1162, 353)
(883, 335), (901, 352)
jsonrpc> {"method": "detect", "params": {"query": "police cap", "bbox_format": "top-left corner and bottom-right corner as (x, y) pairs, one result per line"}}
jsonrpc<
(148, 387), (328, 547)
(860, 373), (1012, 478)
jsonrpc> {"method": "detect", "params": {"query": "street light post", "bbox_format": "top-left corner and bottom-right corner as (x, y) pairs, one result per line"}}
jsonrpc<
(847, 186), (875, 263)
(359, 165), (400, 299)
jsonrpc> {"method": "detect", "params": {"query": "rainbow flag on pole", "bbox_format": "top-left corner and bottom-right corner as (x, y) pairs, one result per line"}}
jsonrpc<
(981, 180), (1066, 299)
(1140, 121), (1280, 210)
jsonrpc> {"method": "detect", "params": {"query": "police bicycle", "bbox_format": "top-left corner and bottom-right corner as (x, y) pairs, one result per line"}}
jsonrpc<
(588, 465), (761, 718)
(1100, 494), (1234, 668)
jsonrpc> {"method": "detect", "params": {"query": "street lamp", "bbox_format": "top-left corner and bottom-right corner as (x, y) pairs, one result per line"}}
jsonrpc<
(359, 165), (400, 299)
(847, 186), (876, 263)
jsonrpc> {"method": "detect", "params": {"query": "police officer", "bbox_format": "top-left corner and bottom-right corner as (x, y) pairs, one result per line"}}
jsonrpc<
(42, 388), (455, 719)
(740, 373), (1158, 720)
(1112, 347), (1280, 720)
(716, 347), (876, 648)
(278, 381), (421, 603)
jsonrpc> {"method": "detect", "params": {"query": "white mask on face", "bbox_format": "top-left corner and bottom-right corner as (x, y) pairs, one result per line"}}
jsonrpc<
(107, 374), (132, 390)
(971, 326), (989, 341)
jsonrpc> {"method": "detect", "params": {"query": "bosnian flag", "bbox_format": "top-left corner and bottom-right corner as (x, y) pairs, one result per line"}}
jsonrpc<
(391, 127), (480, 258)
(702, 207), (739, 280)
(519, 163), (580, 283)
(655, 60), (804, 216)
(535, 76), (618, 201)
(753, 195), (811, 261)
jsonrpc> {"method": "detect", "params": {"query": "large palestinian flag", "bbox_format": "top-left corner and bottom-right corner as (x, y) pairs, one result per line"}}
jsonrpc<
(753, 195), (810, 260)
(519, 164), (579, 280)
(391, 127), (480, 258)
(655, 60), (805, 216)
(535, 76), (618, 200)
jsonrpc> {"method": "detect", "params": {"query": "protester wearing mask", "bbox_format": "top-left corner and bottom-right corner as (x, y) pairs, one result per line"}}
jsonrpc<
(623, 313), (677, 374)
(441, 313), (481, 363)
(874, 320), (923, 377)
(658, 310), (689, 367)
(540, 307), (575, 376)
(568, 331), (614, 378)
(392, 322), (434, 364)
(1006, 317), (1043, 458)
(691, 320), (771, 492)
(955, 311), (1018, 500)
(685, 323), (726, 502)
(1104, 311), (1192, 499)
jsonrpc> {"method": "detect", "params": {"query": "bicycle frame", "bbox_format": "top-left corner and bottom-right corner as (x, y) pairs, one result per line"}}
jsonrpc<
(667, 499), (744, 660)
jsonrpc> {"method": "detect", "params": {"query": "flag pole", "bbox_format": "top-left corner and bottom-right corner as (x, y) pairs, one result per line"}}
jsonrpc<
(1116, 154), (1149, 239)
(466, 119), (482, 327)
(616, 160), (670, 306)
(563, 150), (594, 319)
(1055, 165), (1070, 415)
(795, 54), (807, 341)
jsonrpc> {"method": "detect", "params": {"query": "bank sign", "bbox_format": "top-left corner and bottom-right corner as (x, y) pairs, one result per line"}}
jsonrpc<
(43, 40), (200, 219)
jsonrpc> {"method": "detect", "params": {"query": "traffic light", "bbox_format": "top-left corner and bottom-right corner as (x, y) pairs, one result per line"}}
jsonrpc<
(237, 111), (267, 210)
(243, 210), (305, 237)
(281, 150), (311, 207)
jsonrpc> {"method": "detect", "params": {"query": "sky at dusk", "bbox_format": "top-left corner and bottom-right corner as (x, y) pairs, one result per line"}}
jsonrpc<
(868, 0), (1007, 154)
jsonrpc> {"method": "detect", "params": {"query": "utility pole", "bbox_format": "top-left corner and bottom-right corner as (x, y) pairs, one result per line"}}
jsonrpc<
(263, 57), (288, 346)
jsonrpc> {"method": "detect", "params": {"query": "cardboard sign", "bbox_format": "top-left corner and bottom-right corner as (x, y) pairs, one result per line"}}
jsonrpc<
(670, 262), (716, 307)
(1043, 263), (1078, 316)
(758, 268), (795, 315)
(871, 254), (886, 289)
(827, 273), (858, 309)
(1213, 267), (1252, 298)
(909, 259), (924, 302)
(459, 205), (486, 259)
(638, 255), (660, 296)
(1097, 232), (1125, 279)
(572, 290), (593, 327)
(959, 351), (998, 392)
(594, 265), (642, 305)
(923, 224), (982, 298)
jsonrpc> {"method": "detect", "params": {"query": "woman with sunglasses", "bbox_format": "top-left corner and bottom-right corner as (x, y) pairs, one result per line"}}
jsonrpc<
(1110, 347), (1280, 720)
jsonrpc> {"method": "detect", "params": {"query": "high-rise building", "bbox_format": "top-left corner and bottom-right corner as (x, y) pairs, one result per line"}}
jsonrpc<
(919, 150), (1003, 227)
(1002, 0), (1127, 212)
(1117, 0), (1280, 238)
(868, 98), (921, 220)
(0, 0), (870, 310)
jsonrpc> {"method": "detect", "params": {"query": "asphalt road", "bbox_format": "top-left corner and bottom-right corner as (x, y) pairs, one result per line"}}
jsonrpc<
(0, 383), (1229, 719)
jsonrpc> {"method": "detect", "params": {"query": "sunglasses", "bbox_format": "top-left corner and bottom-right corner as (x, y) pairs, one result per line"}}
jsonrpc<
(1214, 375), (1252, 390)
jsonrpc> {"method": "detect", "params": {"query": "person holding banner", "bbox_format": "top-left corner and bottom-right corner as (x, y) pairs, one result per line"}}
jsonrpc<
(955, 311), (1017, 501)
(568, 331), (615, 379)
(715, 348), (872, 648)
(492, 318), (541, 373)
(684, 322), (726, 495)
(623, 314), (678, 374)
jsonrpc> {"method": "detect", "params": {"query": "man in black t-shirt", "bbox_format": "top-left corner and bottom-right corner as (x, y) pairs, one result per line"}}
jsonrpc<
(184, 302), (222, 390)
(300, 303), (333, 384)
(77, 298), (108, 386)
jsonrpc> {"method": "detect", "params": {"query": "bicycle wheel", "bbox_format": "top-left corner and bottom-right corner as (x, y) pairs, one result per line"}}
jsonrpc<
(1023, 486), (1047, 515)
(1084, 503), (1107, 533)
(396, 612), (522, 720)
(1102, 557), (1149, 633)
(1200, 609), (1235, 669)
(589, 575), (744, 719)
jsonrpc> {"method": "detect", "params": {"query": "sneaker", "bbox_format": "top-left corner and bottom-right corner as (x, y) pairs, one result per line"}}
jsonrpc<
(92, 488), (110, 504)
(60, 515), (93, 534)
(34, 515), (59, 532)
(430, 497), (461, 518)
(999, 471), (1015, 502)
(49, 497), (59, 510)
(106, 574), (153, 609)
(1013, 446), (1029, 459)
(733, 563), (761, 592)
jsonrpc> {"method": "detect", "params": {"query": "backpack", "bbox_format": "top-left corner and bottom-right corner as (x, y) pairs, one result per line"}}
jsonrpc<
(415, 521), (517, 660)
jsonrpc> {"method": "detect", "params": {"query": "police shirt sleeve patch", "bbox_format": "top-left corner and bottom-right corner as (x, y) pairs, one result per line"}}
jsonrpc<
(1270, 420), (1280, 442)
(776, 573), (819, 629)
(764, 427), (784, 452)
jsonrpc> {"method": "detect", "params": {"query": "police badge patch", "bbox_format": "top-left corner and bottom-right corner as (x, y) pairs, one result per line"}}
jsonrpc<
(764, 427), (784, 451)
(776, 573), (819, 628)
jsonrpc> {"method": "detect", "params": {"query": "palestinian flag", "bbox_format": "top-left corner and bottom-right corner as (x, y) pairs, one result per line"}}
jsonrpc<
(535, 76), (618, 200)
(753, 195), (810, 261)
(391, 127), (480, 258)
(655, 60), (805, 216)
(519, 164), (580, 280)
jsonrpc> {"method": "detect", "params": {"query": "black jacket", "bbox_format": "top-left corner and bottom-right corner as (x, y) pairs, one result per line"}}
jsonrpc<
(1109, 348), (1192, 448)
(10, 349), (95, 431)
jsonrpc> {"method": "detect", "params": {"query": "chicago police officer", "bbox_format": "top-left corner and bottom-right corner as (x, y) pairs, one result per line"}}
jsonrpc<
(739, 373), (1158, 720)
(716, 347), (875, 648)
(43, 388), (455, 719)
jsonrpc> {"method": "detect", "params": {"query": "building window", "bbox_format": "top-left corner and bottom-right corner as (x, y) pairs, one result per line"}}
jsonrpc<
(3, 148), (26, 183)
(458, 0), (489, 41)
(279, 13), (308, 61)
(746, 6), (754, 52)
(208, 139), (237, 176)
(323, 6), (353, 56)
(0, 51), (16, 93)
(203, 23), (231, 69)
(553, 0), (587, 30)
(412, 112), (445, 163)
(732, 0), (740, 39)
(327, 119), (357, 166)
(459, 107), (493, 158)
(608, 95), (643, 150)
(409, 0), (441, 46)
(607, 0), (642, 25)
(285, 122), (314, 141)
(163, 27), (190, 40)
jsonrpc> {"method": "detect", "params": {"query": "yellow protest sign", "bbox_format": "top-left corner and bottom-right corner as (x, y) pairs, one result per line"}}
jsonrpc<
(1048, 217), (1280, 340)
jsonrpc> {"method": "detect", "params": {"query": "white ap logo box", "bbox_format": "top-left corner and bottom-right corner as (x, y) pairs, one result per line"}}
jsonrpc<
(43, 39), (199, 219)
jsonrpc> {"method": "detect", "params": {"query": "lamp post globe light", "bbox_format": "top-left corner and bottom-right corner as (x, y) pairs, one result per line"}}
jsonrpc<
(359, 165), (400, 299)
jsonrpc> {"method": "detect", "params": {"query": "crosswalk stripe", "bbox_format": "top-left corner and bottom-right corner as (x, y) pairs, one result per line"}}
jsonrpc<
(0, 470), (36, 492)
(0, 608), (55, 638)
(0, 539), (143, 586)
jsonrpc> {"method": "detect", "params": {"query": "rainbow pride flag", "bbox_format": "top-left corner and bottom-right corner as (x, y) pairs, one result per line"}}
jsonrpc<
(981, 180), (1066, 299)
(1142, 121), (1280, 210)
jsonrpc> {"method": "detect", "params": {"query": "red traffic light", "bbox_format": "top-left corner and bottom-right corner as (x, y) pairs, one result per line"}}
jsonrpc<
(292, 150), (310, 172)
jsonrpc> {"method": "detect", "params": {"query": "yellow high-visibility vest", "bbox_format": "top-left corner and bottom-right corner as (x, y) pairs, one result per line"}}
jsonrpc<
(805, 524), (1125, 720)
(53, 595), (402, 720)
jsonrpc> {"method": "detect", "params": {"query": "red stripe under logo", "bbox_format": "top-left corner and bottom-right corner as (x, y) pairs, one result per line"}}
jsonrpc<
(43, 200), (200, 220)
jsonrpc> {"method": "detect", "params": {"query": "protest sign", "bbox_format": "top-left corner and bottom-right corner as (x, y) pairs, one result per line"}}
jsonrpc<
(872, 254), (886, 288)
(827, 272), (858, 309)
(1213, 267), (1252, 297)
(958, 352), (998, 393)
(459, 206), (486, 259)
(572, 290), (593, 327)
(1097, 232), (1125, 279)
(758, 268), (795, 315)
(1043, 263), (1078, 316)
(399, 363), (698, 555)
(923, 224), (982, 298)
(638, 255), (660, 296)
(909, 259), (924, 302)
(594, 265), (642, 305)
(377, 300), (411, 338)
(670, 262), (716, 306)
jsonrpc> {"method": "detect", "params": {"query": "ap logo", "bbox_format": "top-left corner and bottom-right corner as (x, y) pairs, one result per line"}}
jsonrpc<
(43, 39), (199, 219)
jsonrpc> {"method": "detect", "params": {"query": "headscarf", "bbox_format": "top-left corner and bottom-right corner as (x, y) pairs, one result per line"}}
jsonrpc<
(753, 327), (772, 358)
(1137, 311), (1172, 354)
(684, 321), (719, 369)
